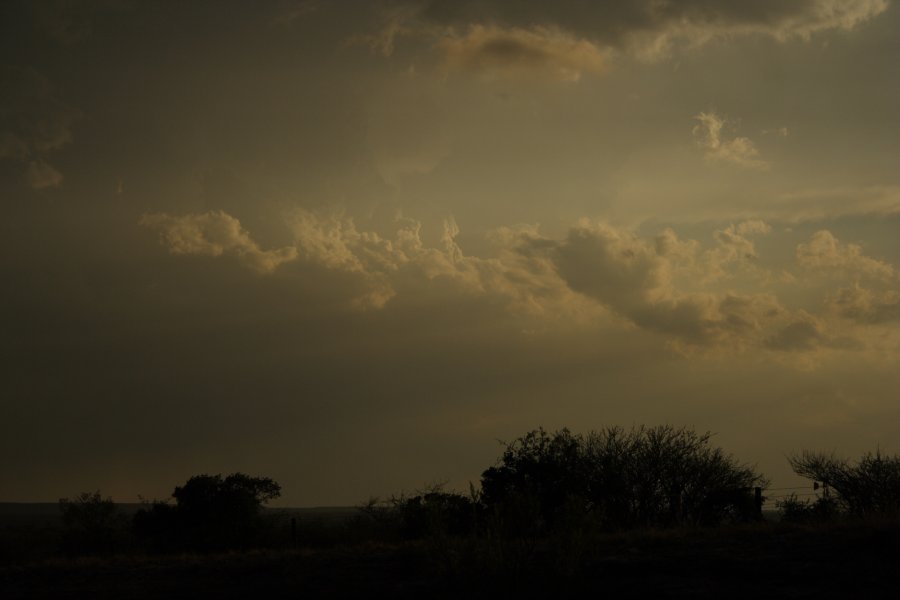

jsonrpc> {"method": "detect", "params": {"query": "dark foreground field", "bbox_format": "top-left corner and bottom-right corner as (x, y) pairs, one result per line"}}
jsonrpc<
(2, 521), (899, 599)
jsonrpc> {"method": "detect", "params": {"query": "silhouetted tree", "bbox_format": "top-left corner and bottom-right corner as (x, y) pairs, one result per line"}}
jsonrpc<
(588, 425), (765, 527)
(481, 426), (766, 533)
(133, 473), (281, 551)
(481, 428), (588, 534)
(788, 450), (900, 518)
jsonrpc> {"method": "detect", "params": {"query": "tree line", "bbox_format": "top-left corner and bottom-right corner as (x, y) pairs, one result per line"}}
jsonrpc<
(57, 425), (900, 555)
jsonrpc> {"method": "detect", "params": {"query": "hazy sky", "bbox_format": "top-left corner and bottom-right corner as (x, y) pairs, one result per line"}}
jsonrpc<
(2, 0), (899, 506)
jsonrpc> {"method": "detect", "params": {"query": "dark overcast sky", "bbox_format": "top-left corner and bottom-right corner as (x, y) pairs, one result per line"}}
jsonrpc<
(2, 0), (899, 505)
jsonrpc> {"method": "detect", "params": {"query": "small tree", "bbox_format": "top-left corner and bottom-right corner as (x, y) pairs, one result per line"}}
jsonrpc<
(788, 450), (900, 518)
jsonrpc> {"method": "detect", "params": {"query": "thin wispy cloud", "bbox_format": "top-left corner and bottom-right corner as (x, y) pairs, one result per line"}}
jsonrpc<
(365, 0), (889, 66)
(437, 25), (610, 82)
(693, 111), (767, 170)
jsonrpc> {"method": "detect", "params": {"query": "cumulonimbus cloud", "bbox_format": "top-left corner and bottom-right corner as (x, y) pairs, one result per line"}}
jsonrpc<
(139, 211), (299, 274)
(702, 220), (773, 281)
(796, 230), (896, 281)
(526, 221), (790, 349)
(789, 230), (900, 334)
(829, 285), (900, 324)
(142, 209), (873, 356)
(141, 208), (587, 313)
(764, 312), (830, 352)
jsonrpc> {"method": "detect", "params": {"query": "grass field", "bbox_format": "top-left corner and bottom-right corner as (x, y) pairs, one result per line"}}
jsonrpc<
(2, 509), (899, 599)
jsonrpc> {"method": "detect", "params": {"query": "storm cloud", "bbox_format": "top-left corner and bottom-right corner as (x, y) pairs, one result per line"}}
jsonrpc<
(1, 0), (899, 506)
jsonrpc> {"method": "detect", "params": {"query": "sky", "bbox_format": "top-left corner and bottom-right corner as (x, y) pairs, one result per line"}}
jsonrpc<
(2, 0), (899, 506)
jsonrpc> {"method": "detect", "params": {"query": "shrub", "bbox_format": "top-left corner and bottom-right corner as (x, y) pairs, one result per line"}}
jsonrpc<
(776, 493), (840, 524)
(58, 491), (125, 555)
(354, 484), (480, 543)
(393, 488), (479, 539)
(132, 501), (179, 552)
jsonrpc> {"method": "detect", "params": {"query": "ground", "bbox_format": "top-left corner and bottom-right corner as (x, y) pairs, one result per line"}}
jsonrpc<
(2, 520), (898, 598)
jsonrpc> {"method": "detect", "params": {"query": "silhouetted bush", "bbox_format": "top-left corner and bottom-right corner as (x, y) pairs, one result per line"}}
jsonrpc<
(394, 488), (479, 539)
(788, 450), (900, 519)
(132, 501), (179, 552)
(133, 473), (281, 552)
(776, 493), (840, 524)
(58, 491), (126, 555)
(354, 485), (480, 543)
(481, 426), (766, 534)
